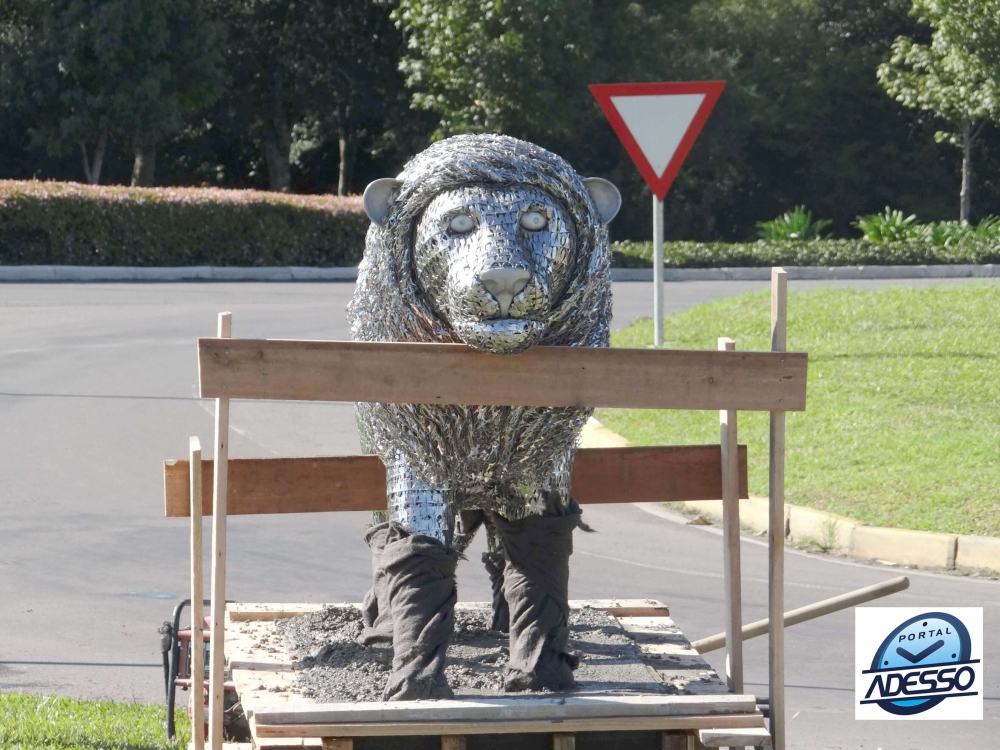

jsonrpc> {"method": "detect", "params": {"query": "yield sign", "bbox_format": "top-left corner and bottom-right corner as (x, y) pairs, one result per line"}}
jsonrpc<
(589, 81), (725, 200)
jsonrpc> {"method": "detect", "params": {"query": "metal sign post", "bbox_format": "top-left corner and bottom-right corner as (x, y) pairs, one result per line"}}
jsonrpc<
(590, 81), (725, 346)
(652, 196), (664, 346)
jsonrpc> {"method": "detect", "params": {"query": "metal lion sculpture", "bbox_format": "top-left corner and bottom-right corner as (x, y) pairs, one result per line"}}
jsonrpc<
(348, 134), (621, 700)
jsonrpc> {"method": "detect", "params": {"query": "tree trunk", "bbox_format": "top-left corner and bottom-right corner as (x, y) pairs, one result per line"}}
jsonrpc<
(80, 134), (107, 185)
(338, 132), (354, 196)
(960, 119), (972, 223)
(131, 146), (156, 187)
(262, 127), (291, 192)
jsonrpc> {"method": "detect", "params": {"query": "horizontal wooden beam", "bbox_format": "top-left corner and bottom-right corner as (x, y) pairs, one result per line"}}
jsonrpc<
(251, 694), (760, 728)
(198, 339), (807, 411)
(164, 445), (748, 517)
(253, 714), (766, 739)
(225, 600), (671, 623)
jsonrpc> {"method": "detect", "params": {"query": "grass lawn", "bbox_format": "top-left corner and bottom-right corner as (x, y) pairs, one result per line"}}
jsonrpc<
(599, 284), (1000, 537)
(0, 693), (189, 750)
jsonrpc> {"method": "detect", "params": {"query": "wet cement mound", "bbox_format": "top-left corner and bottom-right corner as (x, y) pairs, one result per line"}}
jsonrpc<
(276, 605), (663, 703)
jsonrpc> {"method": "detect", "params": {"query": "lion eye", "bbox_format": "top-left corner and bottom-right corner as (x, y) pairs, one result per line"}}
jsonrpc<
(449, 213), (475, 233)
(520, 211), (548, 231)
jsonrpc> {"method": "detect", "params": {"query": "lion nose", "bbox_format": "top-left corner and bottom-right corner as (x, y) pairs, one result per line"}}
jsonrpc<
(479, 267), (532, 317)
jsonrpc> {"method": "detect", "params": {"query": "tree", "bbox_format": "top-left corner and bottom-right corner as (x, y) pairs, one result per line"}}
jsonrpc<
(3, 0), (225, 185)
(878, 0), (1000, 221)
(212, 0), (406, 194)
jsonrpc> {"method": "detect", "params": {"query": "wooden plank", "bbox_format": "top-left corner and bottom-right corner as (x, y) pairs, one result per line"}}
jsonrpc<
(198, 339), (807, 412)
(616, 617), (729, 697)
(190, 437), (206, 750)
(251, 694), (759, 727)
(209, 312), (231, 750)
(254, 715), (765, 739)
(768, 269), (787, 750)
(164, 446), (750, 518)
(718, 338), (743, 698)
(699, 727), (772, 748)
(441, 737), (466, 750)
(321, 741), (352, 750)
(553, 733), (575, 750)
(226, 600), (668, 623)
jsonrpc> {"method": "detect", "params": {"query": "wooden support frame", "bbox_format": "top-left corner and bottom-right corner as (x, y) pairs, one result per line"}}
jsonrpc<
(189, 437), (205, 750)
(718, 337), (743, 700)
(164, 446), (749, 517)
(209, 312), (231, 750)
(197, 339), (807, 411)
(181, 270), (802, 749)
(769, 269), (788, 750)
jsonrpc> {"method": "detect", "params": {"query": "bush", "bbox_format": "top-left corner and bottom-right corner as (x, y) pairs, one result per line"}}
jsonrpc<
(854, 208), (1000, 248)
(611, 238), (1000, 268)
(756, 205), (832, 241)
(0, 180), (368, 266)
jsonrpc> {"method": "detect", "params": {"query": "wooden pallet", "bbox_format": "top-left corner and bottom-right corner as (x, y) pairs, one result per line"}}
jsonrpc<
(225, 601), (767, 749)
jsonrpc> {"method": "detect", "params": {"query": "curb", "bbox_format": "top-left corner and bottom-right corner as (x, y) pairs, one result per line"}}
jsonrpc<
(2, 263), (999, 283)
(610, 263), (1000, 282)
(580, 419), (1000, 574)
(0, 265), (360, 282)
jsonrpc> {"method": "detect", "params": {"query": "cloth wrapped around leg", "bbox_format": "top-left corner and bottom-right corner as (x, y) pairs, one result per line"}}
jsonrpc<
(493, 500), (582, 692)
(359, 521), (458, 700)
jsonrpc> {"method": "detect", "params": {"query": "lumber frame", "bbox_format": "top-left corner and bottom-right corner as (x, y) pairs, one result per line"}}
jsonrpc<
(209, 312), (231, 750)
(197, 339), (807, 411)
(769, 269), (788, 750)
(163, 446), (749, 518)
(718, 337), (743, 699)
(189, 437), (205, 750)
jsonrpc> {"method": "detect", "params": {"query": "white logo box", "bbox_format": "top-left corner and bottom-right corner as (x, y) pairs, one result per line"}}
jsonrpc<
(856, 607), (983, 720)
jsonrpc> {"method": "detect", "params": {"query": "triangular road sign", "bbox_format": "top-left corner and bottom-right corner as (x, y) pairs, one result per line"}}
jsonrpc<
(589, 81), (725, 200)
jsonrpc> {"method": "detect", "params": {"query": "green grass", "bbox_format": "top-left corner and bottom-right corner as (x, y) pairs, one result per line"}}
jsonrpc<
(599, 284), (1000, 537)
(0, 693), (190, 750)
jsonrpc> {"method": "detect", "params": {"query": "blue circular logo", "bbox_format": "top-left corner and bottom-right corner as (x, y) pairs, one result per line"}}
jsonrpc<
(868, 612), (971, 715)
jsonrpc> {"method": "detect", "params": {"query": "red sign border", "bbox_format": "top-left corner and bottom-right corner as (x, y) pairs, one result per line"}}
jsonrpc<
(589, 81), (726, 200)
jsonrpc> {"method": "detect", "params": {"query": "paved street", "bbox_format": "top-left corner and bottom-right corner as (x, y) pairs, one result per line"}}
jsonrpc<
(1, 277), (997, 748)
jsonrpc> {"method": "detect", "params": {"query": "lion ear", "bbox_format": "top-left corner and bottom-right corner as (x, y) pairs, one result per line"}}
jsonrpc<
(363, 178), (403, 228)
(582, 177), (622, 224)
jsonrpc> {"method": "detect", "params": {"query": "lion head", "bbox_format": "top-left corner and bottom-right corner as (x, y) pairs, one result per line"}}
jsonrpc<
(349, 134), (620, 354)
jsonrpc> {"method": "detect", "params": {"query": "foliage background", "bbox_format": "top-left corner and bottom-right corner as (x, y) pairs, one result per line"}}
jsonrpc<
(2, 0), (1000, 241)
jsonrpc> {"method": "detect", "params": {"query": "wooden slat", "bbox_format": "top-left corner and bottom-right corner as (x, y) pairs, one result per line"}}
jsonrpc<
(225, 600), (670, 623)
(253, 715), (765, 739)
(198, 340), (807, 412)
(252, 694), (759, 728)
(768, 269), (787, 750)
(164, 446), (749, 518)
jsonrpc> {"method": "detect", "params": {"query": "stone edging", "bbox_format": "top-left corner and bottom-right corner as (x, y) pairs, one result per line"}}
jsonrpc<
(580, 419), (1000, 574)
(1, 263), (999, 282)
(610, 263), (1000, 281)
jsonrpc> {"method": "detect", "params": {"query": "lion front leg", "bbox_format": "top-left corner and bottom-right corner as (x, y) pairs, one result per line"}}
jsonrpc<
(360, 455), (458, 700)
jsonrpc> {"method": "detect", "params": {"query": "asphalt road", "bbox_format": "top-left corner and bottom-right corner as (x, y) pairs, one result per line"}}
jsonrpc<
(1, 277), (997, 748)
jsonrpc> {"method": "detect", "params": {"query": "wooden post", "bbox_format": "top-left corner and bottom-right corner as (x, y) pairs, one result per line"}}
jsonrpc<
(321, 740), (353, 750)
(441, 737), (467, 750)
(553, 733), (576, 750)
(718, 337), (743, 700)
(208, 312), (231, 750)
(661, 731), (687, 750)
(768, 269), (787, 750)
(189, 436), (205, 750)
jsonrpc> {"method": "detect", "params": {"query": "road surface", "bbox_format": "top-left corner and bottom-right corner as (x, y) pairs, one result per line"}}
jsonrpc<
(1, 277), (996, 748)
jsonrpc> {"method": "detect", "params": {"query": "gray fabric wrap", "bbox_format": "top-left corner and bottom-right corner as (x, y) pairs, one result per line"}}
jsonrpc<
(493, 500), (581, 691)
(481, 550), (510, 633)
(359, 522), (458, 700)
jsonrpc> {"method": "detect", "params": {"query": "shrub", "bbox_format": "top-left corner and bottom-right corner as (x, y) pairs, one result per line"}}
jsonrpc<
(854, 207), (920, 244)
(0, 180), (368, 266)
(611, 238), (1000, 268)
(756, 205), (832, 241)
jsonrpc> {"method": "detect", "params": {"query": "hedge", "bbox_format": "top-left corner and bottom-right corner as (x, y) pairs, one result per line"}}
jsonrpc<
(0, 180), (368, 266)
(611, 239), (1000, 268)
